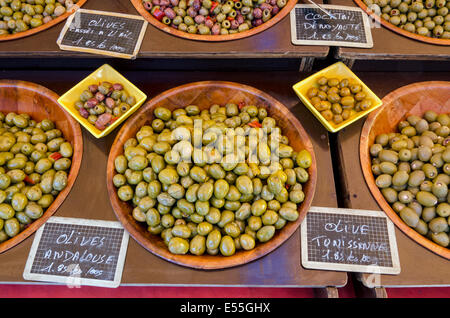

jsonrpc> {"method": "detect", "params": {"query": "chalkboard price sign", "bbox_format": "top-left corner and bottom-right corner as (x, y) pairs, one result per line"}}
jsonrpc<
(23, 217), (129, 288)
(290, 4), (373, 48)
(301, 207), (400, 274)
(57, 9), (148, 59)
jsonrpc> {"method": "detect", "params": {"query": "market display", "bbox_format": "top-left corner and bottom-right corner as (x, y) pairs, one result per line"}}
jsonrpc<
(112, 103), (312, 257)
(305, 76), (374, 126)
(0, 112), (72, 243)
(0, 0), (80, 36)
(74, 81), (137, 131)
(362, 0), (450, 40)
(370, 111), (450, 248)
(141, 0), (287, 35)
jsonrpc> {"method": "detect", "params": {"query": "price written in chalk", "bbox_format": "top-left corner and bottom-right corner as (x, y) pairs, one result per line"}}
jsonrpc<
(57, 9), (148, 59)
(39, 230), (115, 278)
(310, 219), (388, 265)
(290, 4), (373, 48)
(23, 217), (129, 288)
(301, 207), (400, 274)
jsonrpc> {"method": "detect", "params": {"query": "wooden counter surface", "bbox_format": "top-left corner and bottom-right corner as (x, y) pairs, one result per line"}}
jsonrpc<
(0, 0), (329, 60)
(336, 71), (450, 288)
(0, 69), (346, 289)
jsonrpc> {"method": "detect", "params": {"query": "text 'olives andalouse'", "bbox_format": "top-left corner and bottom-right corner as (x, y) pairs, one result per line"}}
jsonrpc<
(0, 111), (72, 244)
(114, 102), (312, 257)
(370, 111), (450, 248)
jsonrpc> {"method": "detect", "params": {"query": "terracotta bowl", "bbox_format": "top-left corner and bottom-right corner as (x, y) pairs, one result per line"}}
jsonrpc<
(0, 1), (87, 42)
(360, 81), (450, 260)
(107, 81), (317, 270)
(353, 0), (450, 46)
(130, 0), (297, 42)
(0, 80), (83, 253)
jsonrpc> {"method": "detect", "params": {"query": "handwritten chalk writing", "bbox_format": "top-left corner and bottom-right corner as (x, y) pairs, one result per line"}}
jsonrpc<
(293, 6), (371, 46)
(42, 248), (115, 265)
(59, 10), (147, 57)
(87, 267), (103, 277)
(88, 18), (125, 30)
(55, 230), (106, 248)
(324, 219), (369, 235)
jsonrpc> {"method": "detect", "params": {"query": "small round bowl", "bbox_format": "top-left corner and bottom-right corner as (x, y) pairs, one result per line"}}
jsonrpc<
(130, 0), (297, 42)
(360, 81), (450, 260)
(0, 1), (88, 42)
(0, 80), (83, 254)
(107, 81), (317, 270)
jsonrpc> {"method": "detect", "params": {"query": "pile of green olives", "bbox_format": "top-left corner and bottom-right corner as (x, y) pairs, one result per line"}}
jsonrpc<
(75, 81), (136, 131)
(0, 0), (79, 36)
(370, 111), (450, 247)
(113, 103), (312, 257)
(364, 0), (450, 39)
(0, 112), (72, 243)
(306, 76), (373, 126)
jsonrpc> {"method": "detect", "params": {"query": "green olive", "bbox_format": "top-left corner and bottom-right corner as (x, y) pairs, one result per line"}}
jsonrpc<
(219, 235), (236, 256)
(168, 237), (190, 254)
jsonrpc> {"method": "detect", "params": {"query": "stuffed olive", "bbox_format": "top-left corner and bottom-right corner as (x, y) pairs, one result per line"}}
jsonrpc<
(370, 111), (450, 248)
(113, 102), (312, 257)
(0, 111), (72, 243)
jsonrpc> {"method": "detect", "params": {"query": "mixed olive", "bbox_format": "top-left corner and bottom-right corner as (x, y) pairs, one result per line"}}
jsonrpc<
(364, 0), (450, 39)
(142, 0), (288, 35)
(370, 111), (450, 248)
(0, 0), (79, 36)
(306, 76), (374, 127)
(0, 112), (72, 243)
(113, 103), (312, 256)
(74, 81), (136, 131)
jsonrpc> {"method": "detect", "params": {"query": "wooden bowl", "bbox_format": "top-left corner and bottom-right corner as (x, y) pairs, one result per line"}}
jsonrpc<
(0, 80), (83, 253)
(130, 0), (297, 42)
(0, 1), (87, 42)
(353, 0), (450, 46)
(107, 81), (317, 270)
(360, 81), (450, 260)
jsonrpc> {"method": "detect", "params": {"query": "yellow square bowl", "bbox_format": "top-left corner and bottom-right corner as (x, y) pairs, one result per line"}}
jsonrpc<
(57, 64), (147, 139)
(292, 62), (383, 133)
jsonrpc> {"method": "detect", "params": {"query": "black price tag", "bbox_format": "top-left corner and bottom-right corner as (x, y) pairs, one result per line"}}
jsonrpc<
(301, 207), (400, 274)
(57, 9), (148, 59)
(290, 4), (373, 48)
(23, 217), (129, 288)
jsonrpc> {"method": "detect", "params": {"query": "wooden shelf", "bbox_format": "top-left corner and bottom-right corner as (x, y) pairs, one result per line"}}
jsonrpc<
(0, 69), (346, 288)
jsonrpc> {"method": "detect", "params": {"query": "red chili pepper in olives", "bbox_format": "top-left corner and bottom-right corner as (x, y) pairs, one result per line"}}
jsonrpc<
(49, 152), (63, 161)
(152, 8), (165, 21)
(248, 121), (262, 128)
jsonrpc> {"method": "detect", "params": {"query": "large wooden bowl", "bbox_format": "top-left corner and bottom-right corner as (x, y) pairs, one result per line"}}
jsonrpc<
(107, 81), (317, 270)
(0, 80), (83, 253)
(354, 0), (450, 46)
(360, 81), (450, 260)
(131, 0), (297, 42)
(0, 1), (87, 42)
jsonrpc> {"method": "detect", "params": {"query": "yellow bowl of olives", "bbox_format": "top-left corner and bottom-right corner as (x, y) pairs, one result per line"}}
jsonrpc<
(58, 64), (147, 139)
(293, 62), (383, 133)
